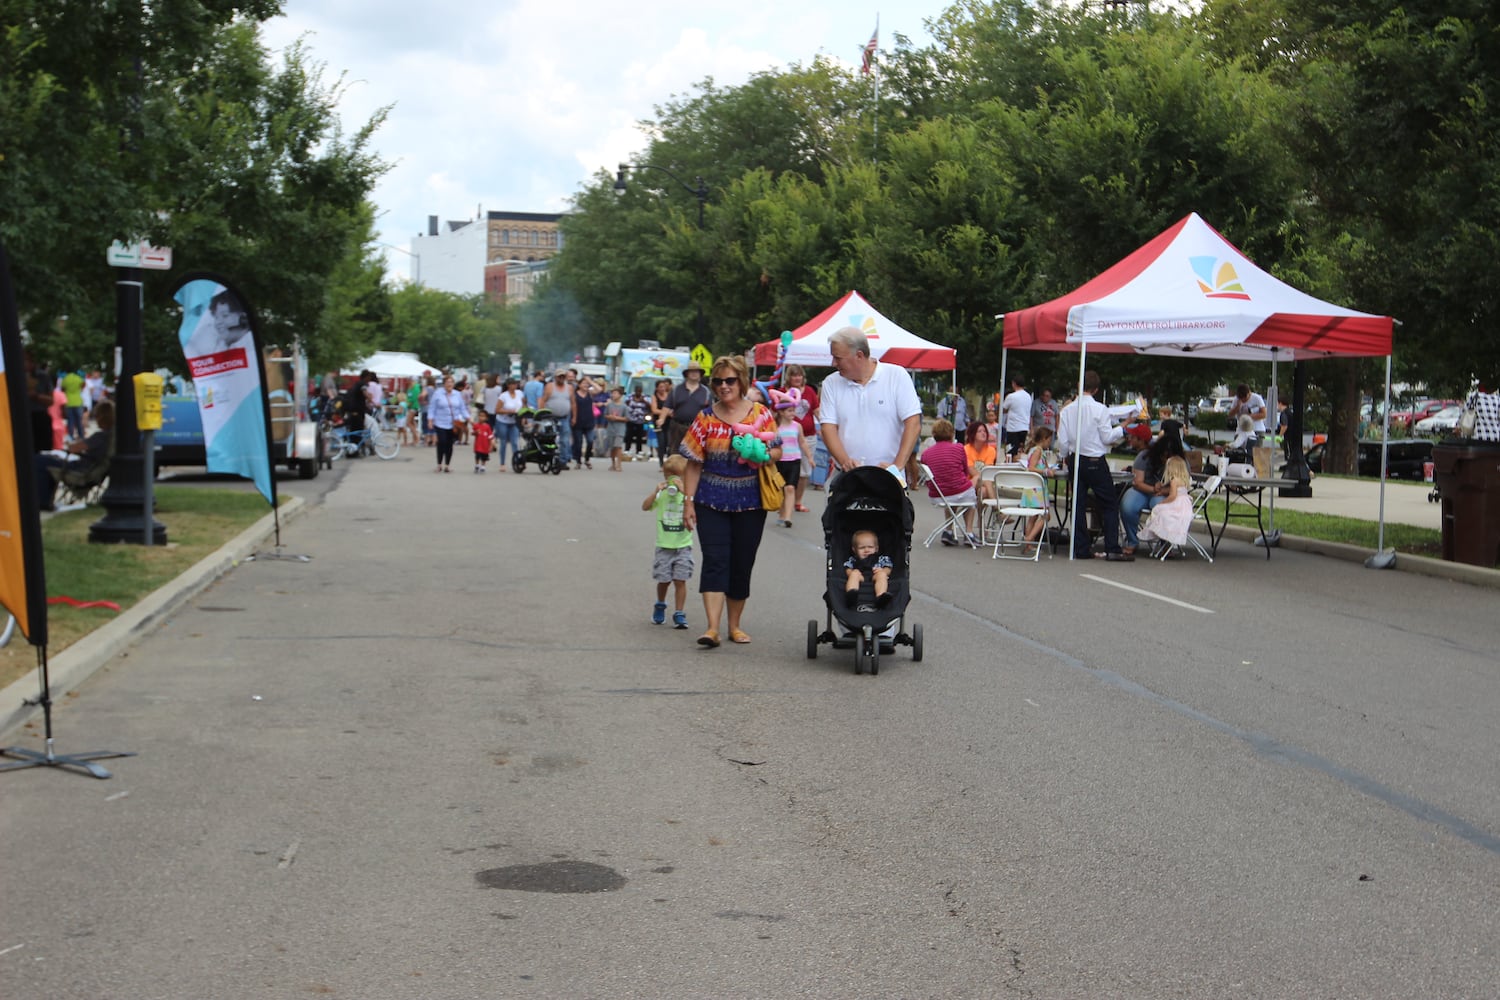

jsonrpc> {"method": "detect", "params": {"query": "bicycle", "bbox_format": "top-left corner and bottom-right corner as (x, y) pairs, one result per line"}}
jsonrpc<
(325, 421), (400, 461)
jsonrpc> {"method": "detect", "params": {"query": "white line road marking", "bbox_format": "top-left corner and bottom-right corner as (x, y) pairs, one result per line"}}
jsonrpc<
(1080, 573), (1216, 614)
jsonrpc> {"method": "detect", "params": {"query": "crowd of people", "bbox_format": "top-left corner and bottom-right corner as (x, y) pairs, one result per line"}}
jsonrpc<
(310, 350), (1263, 638)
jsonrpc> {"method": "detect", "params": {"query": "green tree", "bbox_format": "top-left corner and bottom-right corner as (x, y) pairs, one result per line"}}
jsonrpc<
(2, 0), (281, 331)
(2, 5), (387, 377)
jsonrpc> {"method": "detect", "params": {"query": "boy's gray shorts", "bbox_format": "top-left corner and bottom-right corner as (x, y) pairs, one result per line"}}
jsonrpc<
(652, 546), (694, 582)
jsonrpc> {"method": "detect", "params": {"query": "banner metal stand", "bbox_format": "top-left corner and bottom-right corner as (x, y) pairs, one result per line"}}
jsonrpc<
(1, 647), (135, 779)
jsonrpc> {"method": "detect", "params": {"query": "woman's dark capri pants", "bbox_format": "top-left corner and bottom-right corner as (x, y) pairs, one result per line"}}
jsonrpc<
(693, 505), (768, 600)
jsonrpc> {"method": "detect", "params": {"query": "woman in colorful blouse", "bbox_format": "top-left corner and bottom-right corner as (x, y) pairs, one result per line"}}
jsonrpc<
(680, 355), (782, 648)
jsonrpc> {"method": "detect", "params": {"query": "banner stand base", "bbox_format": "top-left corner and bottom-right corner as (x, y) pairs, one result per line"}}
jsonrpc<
(0, 742), (136, 780)
(249, 546), (311, 563)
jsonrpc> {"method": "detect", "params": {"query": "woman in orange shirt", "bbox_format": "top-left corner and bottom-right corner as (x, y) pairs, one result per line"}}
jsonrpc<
(964, 422), (998, 500)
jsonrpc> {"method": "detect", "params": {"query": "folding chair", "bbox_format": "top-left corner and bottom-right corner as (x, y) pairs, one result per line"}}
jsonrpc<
(1151, 474), (1220, 562)
(917, 461), (979, 548)
(974, 462), (1022, 546)
(50, 434), (114, 508)
(983, 467), (1051, 561)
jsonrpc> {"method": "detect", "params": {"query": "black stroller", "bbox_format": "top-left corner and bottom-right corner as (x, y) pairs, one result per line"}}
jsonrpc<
(807, 466), (924, 675)
(512, 408), (562, 474)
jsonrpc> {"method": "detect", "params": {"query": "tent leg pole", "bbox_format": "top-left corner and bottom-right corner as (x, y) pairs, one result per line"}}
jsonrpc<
(1068, 347), (1087, 561)
(1366, 353), (1396, 569)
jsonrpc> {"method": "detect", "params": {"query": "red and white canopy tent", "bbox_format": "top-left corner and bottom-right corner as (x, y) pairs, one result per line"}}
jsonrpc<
(753, 290), (957, 373)
(1001, 212), (1400, 562)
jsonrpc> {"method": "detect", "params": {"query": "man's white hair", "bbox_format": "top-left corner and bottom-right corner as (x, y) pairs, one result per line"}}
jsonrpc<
(828, 326), (869, 357)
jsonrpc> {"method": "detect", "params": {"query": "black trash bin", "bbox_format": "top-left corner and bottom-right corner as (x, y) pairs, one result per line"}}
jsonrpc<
(1432, 443), (1500, 567)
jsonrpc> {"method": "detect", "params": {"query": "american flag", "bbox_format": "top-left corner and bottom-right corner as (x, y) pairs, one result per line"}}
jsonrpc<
(861, 25), (878, 76)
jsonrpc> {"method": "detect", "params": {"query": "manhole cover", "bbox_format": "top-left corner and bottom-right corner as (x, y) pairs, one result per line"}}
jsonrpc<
(476, 861), (626, 894)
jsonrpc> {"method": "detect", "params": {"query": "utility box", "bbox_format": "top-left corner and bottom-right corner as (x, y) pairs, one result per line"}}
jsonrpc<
(133, 372), (164, 431)
(1432, 443), (1500, 567)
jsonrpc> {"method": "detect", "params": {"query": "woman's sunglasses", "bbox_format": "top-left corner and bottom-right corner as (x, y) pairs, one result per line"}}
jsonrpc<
(711, 376), (739, 387)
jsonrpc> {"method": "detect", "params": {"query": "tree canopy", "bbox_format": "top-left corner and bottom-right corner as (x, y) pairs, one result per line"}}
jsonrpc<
(2, 1), (389, 374)
(542, 0), (1498, 468)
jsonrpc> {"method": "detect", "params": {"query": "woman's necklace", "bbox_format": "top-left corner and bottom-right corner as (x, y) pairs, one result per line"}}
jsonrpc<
(715, 399), (751, 424)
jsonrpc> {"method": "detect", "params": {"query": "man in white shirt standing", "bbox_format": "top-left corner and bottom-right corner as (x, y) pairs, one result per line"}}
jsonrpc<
(1229, 383), (1268, 433)
(818, 327), (922, 486)
(1000, 375), (1033, 458)
(1056, 370), (1132, 561)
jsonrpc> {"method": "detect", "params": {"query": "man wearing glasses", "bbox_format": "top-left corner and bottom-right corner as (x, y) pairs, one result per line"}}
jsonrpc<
(818, 326), (922, 486)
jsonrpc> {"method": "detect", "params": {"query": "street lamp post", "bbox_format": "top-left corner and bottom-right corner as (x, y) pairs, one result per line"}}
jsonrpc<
(614, 163), (708, 345)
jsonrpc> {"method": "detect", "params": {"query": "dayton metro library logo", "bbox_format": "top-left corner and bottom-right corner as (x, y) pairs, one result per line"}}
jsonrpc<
(1189, 256), (1251, 300)
(844, 313), (881, 342)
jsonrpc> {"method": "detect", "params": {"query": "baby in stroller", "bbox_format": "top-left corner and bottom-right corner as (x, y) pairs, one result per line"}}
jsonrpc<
(808, 466), (923, 673)
(810, 470), (924, 671)
(844, 530), (894, 608)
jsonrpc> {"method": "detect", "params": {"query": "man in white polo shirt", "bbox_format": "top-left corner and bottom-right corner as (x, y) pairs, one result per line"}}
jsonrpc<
(818, 326), (922, 486)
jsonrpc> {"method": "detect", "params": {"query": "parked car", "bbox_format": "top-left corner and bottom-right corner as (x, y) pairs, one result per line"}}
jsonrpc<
(1390, 398), (1461, 431)
(1187, 395), (1238, 429)
(1413, 405), (1463, 437)
(1304, 438), (1433, 478)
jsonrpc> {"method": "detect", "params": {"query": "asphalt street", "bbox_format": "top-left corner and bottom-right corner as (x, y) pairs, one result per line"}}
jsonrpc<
(1, 449), (1497, 999)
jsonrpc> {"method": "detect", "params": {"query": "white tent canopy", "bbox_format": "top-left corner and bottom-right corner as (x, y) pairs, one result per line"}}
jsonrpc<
(1002, 213), (1399, 564)
(345, 351), (443, 380)
(753, 290), (956, 370)
(1005, 213), (1392, 360)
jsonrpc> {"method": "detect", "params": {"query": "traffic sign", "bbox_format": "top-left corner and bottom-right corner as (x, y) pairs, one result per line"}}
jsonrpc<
(107, 241), (173, 270)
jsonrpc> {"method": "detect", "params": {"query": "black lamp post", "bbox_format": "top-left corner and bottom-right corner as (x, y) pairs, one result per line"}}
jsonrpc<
(614, 163), (708, 345)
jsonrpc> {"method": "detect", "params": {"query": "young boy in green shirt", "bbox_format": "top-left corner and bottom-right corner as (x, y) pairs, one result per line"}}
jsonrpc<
(642, 455), (694, 628)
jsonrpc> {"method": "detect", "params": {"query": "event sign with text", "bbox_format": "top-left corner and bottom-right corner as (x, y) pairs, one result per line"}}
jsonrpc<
(172, 277), (274, 505)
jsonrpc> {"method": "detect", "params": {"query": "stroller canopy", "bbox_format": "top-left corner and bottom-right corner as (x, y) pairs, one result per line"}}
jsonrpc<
(824, 466), (915, 536)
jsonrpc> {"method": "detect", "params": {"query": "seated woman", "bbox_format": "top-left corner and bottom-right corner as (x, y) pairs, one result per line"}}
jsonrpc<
(964, 421), (999, 502)
(1120, 425), (1187, 555)
(35, 400), (114, 511)
(922, 419), (979, 545)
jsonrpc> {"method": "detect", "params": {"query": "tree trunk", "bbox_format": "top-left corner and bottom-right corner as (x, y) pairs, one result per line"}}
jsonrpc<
(1324, 359), (1361, 475)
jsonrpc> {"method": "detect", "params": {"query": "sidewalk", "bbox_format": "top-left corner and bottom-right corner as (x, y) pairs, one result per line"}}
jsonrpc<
(1268, 473), (1439, 530)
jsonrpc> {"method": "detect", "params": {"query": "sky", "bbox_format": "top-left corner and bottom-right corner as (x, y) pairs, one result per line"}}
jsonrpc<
(258, 1), (943, 281)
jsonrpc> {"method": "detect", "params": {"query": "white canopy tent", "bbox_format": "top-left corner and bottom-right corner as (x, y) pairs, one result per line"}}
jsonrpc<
(1002, 213), (1398, 563)
(753, 290), (957, 373)
(346, 351), (443, 381)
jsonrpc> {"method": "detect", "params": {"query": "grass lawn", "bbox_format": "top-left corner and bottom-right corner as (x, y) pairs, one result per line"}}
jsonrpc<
(1197, 499), (1443, 558)
(1, 487), (276, 692)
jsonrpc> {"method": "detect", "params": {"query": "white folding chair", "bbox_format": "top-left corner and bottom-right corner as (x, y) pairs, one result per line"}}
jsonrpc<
(918, 461), (979, 548)
(1152, 474), (1220, 562)
(983, 468), (1051, 561)
(975, 463), (1023, 545)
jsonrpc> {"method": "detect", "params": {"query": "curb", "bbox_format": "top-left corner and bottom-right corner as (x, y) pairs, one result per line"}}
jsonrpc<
(1, 496), (309, 740)
(1211, 523), (1500, 589)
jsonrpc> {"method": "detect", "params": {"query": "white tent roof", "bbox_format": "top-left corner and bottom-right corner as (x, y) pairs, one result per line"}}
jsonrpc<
(753, 290), (956, 370)
(347, 351), (442, 379)
(1005, 213), (1393, 360)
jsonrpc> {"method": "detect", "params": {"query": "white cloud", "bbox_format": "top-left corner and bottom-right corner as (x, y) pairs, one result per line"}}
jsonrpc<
(260, 0), (936, 267)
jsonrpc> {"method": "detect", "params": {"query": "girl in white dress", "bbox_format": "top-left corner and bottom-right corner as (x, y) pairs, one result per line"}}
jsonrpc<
(1138, 456), (1194, 547)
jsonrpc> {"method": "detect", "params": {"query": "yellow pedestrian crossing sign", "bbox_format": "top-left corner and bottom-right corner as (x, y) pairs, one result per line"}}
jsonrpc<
(690, 345), (713, 372)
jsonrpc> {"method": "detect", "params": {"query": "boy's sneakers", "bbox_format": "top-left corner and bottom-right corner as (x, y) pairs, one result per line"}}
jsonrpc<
(652, 602), (667, 625)
(671, 610), (688, 629)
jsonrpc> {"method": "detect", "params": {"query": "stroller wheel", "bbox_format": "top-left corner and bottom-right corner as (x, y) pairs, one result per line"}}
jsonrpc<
(853, 634), (865, 675)
(911, 623), (924, 663)
(550, 459), (562, 475)
(806, 620), (819, 660)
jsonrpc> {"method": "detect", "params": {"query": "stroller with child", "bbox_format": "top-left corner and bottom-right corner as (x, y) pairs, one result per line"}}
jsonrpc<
(806, 465), (924, 675)
(512, 408), (562, 474)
